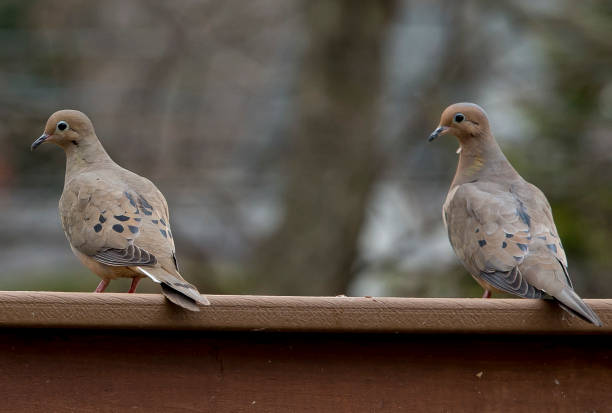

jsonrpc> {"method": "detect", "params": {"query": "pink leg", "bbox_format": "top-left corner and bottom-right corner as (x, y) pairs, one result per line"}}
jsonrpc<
(128, 277), (141, 293)
(95, 279), (110, 293)
(482, 289), (491, 299)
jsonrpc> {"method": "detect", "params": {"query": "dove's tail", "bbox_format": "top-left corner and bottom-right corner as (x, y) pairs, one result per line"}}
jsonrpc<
(132, 266), (210, 312)
(555, 287), (602, 327)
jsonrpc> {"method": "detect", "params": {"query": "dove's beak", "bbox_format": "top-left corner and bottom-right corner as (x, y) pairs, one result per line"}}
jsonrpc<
(428, 126), (448, 142)
(31, 133), (49, 151)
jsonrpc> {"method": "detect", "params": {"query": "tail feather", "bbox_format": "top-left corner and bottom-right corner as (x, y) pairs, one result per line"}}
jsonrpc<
(160, 283), (200, 312)
(133, 266), (210, 311)
(555, 287), (602, 327)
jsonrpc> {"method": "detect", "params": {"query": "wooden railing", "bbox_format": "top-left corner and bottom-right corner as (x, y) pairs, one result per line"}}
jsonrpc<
(1, 292), (610, 412)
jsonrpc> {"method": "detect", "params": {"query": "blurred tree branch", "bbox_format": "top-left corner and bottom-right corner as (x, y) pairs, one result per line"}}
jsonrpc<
(250, 0), (397, 295)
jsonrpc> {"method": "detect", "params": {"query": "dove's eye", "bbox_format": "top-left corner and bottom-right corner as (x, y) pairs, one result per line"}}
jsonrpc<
(454, 113), (465, 123)
(57, 121), (69, 131)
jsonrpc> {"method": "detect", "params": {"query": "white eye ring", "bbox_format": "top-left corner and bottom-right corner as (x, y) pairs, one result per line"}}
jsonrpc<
(57, 121), (69, 131)
(453, 113), (465, 123)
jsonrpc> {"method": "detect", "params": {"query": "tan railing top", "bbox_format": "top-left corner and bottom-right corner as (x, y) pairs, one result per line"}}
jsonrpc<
(0, 291), (610, 334)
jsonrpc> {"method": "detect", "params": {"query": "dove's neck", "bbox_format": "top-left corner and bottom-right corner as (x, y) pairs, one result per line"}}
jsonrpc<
(452, 132), (520, 187)
(63, 134), (115, 179)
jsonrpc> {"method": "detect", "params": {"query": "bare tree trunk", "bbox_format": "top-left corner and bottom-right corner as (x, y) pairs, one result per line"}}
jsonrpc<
(251, 0), (397, 295)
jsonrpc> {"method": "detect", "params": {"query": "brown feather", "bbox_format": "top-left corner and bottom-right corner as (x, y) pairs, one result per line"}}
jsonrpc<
(35, 109), (209, 311)
(433, 102), (601, 326)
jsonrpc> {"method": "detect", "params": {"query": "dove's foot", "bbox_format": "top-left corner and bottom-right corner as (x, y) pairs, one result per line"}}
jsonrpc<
(95, 279), (110, 293)
(128, 277), (141, 293)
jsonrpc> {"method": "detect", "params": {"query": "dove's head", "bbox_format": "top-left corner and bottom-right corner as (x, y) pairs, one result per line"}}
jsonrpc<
(428, 103), (490, 143)
(31, 110), (96, 151)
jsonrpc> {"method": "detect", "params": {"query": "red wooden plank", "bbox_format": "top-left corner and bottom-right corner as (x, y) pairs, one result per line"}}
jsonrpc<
(0, 329), (610, 412)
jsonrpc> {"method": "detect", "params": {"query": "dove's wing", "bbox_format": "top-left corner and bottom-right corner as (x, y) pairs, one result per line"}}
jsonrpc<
(60, 171), (169, 263)
(60, 169), (209, 309)
(444, 180), (601, 326)
(444, 181), (544, 298)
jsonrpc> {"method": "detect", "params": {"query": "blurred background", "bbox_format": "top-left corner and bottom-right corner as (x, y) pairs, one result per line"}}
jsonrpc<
(1, 0), (611, 297)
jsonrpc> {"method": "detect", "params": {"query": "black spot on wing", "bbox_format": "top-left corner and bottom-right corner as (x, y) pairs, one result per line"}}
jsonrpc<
(517, 243), (528, 252)
(137, 195), (154, 216)
(112, 224), (124, 233)
(547, 244), (557, 254)
(128, 225), (139, 234)
(99, 215), (106, 223)
(478, 240), (486, 247)
(114, 215), (129, 222)
(139, 196), (153, 210)
(502, 241), (507, 248)
(160, 229), (167, 238)
(167, 230), (172, 239)
(134, 218), (142, 222)
(475, 228), (479, 233)
(159, 218), (166, 227)
(172, 252), (180, 271)
(537, 235), (546, 240)
(124, 192), (137, 208)
(152, 220), (158, 224)
(514, 196), (531, 228)
(93, 224), (102, 233)
(505, 233), (513, 238)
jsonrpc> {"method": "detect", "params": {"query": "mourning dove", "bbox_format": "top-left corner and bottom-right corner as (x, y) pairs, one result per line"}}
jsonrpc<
(429, 102), (601, 326)
(32, 110), (210, 311)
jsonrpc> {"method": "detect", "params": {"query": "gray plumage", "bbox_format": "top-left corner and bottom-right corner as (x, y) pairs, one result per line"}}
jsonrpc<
(430, 102), (601, 326)
(33, 109), (210, 311)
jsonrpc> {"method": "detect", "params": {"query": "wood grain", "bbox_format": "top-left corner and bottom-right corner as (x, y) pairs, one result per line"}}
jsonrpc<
(0, 292), (611, 411)
(0, 291), (610, 333)
(0, 329), (610, 412)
